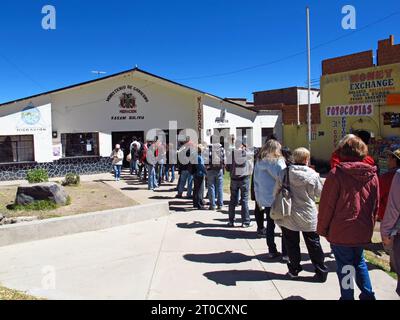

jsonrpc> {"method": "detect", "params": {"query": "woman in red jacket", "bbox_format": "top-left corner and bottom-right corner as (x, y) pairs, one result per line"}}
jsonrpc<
(318, 136), (379, 300)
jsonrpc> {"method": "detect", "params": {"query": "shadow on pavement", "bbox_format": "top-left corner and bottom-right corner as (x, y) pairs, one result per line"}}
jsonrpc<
(203, 269), (323, 286)
(196, 228), (259, 240)
(177, 222), (227, 229)
(283, 296), (307, 300)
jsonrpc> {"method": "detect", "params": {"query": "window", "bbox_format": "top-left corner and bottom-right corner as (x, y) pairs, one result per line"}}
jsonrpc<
(262, 128), (274, 145)
(61, 132), (99, 157)
(0, 135), (34, 163)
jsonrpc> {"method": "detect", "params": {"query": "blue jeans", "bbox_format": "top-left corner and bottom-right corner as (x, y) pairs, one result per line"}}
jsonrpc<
(228, 177), (250, 225)
(113, 165), (122, 179)
(207, 169), (224, 207)
(130, 160), (138, 174)
(156, 163), (164, 184)
(177, 170), (193, 197)
(147, 164), (158, 190)
(331, 245), (375, 300)
(165, 164), (175, 181)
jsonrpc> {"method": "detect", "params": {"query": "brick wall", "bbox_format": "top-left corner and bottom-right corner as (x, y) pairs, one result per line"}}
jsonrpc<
(377, 35), (400, 66)
(322, 51), (373, 75)
(253, 87), (299, 106)
(250, 103), (321, 125)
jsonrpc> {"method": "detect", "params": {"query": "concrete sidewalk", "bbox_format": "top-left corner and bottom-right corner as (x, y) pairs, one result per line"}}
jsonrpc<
(0, 171), (398, 300)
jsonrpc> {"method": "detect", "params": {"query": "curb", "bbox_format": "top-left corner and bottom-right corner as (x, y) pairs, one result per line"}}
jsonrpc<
(0, 202), (170, 247)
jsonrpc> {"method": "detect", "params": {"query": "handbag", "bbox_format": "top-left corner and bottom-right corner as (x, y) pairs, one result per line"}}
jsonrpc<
(270, 166), (292, 220)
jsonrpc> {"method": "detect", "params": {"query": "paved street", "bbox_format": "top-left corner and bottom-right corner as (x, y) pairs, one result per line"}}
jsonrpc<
(0, 172), (398, 300)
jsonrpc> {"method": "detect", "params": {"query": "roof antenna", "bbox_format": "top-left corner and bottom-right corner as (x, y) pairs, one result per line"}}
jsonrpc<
(91, 70), (107, 77)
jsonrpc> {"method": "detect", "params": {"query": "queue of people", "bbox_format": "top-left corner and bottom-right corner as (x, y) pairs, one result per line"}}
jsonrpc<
(113, 131), (400, 300)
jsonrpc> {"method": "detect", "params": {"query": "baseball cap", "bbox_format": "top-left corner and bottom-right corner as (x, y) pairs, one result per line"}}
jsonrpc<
(387, 148), (400, 161)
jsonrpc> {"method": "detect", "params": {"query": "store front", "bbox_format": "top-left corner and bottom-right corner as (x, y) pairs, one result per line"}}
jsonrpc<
(316, 62), (400, 167)
(0, 68), (282, 181)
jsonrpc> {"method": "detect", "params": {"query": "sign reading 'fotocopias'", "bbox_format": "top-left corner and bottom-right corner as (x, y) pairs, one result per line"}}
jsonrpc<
(326, 104), (374, 117)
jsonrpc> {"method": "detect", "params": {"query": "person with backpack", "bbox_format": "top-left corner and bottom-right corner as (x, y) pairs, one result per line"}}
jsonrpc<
(192, 144), (207, 210)
(318, 136), (379, 300)
(276, 147), (327, 280)
(227, 139), (253, 228)
(206, 135), (225, 210)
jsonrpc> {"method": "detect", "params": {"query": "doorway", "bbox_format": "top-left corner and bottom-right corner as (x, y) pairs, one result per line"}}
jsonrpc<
(112, 131), (144, 167)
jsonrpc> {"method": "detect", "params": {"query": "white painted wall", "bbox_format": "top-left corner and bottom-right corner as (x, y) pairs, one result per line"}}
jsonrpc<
(297, 89), (320, 105)
(201, 96), (281, 147)
(50, 73), (198, 157)
(0, 102), (53, 163)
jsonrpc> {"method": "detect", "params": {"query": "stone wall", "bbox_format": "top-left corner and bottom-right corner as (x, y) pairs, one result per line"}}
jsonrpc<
(0, 157), (113, 181)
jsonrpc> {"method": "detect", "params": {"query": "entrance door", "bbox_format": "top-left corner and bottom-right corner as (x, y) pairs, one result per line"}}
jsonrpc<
(112, 131), (144, 167)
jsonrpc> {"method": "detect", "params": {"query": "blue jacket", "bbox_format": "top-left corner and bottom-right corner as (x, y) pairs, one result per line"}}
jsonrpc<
(195, 155), (207, 177)
(254, 158), (286, 207)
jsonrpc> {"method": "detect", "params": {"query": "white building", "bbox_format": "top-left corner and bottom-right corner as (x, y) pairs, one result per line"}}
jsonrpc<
(0, 68), (282, 180)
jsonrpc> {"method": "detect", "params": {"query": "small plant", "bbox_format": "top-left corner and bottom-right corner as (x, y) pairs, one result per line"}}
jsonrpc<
(62, 173), (80, 186)
(8, 200), (58, 211)
(66, 195), (72, 206)
(26, 169), (49, 184)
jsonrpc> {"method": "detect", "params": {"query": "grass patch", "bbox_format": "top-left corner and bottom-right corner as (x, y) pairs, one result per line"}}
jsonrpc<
(0, 285), (43, 300)
(8, 200), (59, 211)
(364, 250), (398, 280)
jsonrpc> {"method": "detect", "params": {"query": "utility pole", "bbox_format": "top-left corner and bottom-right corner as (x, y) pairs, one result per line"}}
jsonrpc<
(306, 6), (312, 152)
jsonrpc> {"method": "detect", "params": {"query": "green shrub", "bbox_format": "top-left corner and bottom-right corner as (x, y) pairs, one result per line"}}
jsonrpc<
(9, 200), (58, 211)
(26, 169), (49, 184)
(62, 173), (80, 186)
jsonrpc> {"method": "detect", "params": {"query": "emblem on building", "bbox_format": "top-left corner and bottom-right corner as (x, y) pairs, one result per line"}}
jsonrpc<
(119, 93), (137, 112)
(21, 103), (41, 125)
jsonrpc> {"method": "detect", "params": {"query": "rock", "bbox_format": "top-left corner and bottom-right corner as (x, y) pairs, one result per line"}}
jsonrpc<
(15, 182), (68, 206)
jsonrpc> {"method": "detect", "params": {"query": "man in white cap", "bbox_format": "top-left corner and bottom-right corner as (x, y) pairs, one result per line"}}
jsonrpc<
(111, 144), (124, 181)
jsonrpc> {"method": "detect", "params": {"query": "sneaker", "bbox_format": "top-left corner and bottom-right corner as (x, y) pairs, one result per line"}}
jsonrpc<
(281, 255), (290, 264)
(242, 223), (252, 228)
(227, 222), (234, 228)
(175, 194), (183, 198)
(217, 205), (222, 210)
(256, 228), (266, 237)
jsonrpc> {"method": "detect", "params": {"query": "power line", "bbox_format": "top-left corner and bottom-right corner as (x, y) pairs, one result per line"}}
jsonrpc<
(174, 9), (400, 81)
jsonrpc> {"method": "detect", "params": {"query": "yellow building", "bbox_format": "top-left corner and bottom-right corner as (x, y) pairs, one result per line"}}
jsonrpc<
(317, 62), (400, 162)
(283, 36), (400, 167)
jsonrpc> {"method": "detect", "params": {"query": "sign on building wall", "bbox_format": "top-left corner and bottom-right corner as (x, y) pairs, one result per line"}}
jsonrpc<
(326, 104), (374, 117)
(106, 85), (149, 121)
(349, 68), (395, 104)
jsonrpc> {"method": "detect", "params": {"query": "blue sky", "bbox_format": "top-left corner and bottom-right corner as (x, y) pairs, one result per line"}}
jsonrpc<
(0, 0), (399, 103)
